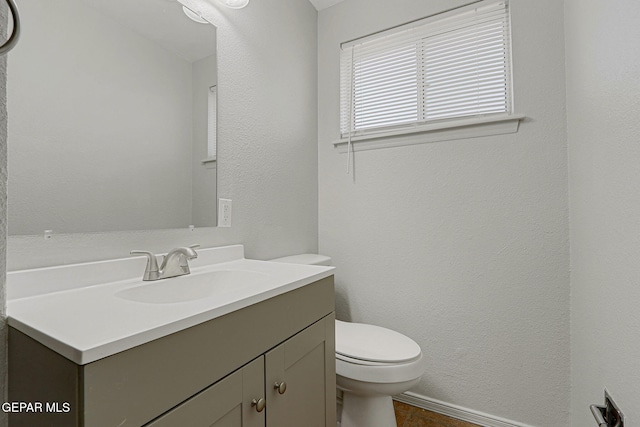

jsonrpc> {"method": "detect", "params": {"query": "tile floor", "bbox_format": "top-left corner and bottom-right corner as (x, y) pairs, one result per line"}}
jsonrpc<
(393, 401), (482, 427)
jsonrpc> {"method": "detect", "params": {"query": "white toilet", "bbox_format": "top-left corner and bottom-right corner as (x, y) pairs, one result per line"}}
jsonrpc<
(271, 254), (425, 427)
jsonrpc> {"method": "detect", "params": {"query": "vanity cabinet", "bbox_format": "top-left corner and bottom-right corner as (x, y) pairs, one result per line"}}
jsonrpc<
(9, 276), (336, 427)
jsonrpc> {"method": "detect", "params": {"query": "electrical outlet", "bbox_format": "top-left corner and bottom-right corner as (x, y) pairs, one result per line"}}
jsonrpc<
(218, 199), (232, 227)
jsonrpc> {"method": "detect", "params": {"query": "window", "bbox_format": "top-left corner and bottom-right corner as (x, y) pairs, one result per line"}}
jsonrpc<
(202, 86), (217, 166)
(340, 1), (514, 141)
(207, 85), (217, 160)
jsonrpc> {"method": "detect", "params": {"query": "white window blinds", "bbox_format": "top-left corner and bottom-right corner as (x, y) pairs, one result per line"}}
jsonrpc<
(340, 1), (512, 139)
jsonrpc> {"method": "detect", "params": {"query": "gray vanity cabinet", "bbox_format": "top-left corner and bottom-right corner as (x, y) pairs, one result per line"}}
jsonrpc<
(9, 276), (335, 427)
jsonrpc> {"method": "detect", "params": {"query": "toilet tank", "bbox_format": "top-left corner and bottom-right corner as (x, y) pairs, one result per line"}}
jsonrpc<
(270, 254), (332, 266)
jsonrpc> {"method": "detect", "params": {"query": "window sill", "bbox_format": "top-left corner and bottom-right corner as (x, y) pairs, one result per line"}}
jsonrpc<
(333, 114), (525, 153)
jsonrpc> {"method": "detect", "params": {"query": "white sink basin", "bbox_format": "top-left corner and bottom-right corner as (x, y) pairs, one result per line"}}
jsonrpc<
(115, 270), (270, 304)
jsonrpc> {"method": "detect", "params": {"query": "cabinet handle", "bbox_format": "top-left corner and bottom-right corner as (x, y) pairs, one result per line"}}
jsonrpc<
(274, 381), (287, 395)
(251, 398), (266, 412)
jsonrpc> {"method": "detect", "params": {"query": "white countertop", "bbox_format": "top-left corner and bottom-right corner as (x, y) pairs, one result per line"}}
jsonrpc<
(7, 245), (334, 365)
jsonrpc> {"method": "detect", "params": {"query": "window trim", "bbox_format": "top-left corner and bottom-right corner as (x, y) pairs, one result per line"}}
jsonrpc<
(337, 0), (522, 151)
(207, 85), (217, 160)
(333, 113), (524, 153)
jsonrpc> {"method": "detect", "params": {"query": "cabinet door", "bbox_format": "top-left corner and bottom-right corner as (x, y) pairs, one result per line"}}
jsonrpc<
(145, 357), (265, 427)
(265, 315), (336, 427)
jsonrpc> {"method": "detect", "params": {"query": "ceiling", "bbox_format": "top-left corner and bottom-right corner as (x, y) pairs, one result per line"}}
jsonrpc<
(308, 0), (345, 11)
(86, 0), (216, 63)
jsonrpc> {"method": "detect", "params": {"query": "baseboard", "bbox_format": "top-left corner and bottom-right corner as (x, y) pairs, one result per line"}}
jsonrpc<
(393, 392), (537, 427)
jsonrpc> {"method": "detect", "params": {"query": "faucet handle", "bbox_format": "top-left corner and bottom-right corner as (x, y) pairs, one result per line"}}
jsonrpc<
(178, 245), (200, 268)
(130, 250), (160, 278)
(183, 245), (200, 262)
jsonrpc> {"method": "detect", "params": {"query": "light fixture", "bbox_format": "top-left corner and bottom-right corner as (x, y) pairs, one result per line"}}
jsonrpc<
(219, 0), (250, 9)
(182, 5), (209, 24)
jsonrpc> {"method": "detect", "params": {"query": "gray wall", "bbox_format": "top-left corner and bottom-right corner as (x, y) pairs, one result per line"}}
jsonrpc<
(318, 1), (570, 426)
(6, 0), (318, 270)
(566, 0), (640, 425)
(8, 0), (194, 234)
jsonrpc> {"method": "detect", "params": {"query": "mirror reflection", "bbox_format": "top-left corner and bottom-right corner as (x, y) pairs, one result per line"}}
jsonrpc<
(8, 0), (218, 235)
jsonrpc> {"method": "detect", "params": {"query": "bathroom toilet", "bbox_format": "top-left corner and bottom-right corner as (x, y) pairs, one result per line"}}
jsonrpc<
(271, 254), (425, 427)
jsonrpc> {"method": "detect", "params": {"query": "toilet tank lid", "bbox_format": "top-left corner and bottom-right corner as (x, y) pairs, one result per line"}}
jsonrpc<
(270, 254), (332, 266)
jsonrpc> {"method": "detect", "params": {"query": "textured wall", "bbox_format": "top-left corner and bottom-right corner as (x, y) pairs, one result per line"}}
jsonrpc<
(7, 0), (318, 270)
(318, 1), (570, 426)
(565, 0), (640, 425)
(1, 3), (8, 425)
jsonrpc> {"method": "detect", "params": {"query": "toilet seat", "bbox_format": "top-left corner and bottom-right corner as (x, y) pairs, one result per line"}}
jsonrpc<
(335, 320), (424, 384)
(336, 352), (425, 384)
(335, 320), (421, 364)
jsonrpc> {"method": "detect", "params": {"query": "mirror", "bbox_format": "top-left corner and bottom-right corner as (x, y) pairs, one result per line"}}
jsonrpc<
(7, 0), (218, 235)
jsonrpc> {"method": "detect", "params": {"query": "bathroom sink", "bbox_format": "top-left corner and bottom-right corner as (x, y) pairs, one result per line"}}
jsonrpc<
(115, 270), (270, 304)
(7, 245), (335, 364)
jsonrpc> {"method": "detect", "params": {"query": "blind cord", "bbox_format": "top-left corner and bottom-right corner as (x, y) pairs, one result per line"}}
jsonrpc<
(346, 127), (353, 174)
(0, 0), (20, 56)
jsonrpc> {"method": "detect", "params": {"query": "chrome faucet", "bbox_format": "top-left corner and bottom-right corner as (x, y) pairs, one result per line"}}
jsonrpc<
(131, 245), (199, 281)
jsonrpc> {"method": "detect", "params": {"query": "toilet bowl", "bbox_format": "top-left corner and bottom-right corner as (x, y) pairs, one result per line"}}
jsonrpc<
(270, 254), (425, 427)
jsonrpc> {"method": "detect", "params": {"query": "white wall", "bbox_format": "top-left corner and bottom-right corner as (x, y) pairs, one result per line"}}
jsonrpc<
(566, 0), (640, 425)
(7, 0), (194, 234)
(6, 0), (318, 270)
(318, 1), (570, 426)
